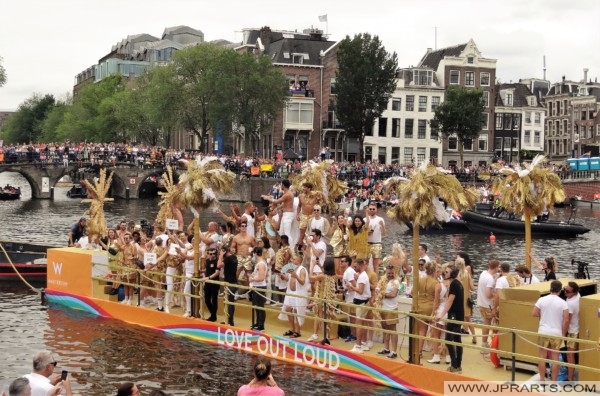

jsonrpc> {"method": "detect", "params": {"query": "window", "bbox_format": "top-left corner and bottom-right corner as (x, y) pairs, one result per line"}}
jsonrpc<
(429, 148), (439, 164)
(378, 117), (387, 137)
(590, 126), (594, 139)
(504, 114), (512, 130)
(392, 99), (401, 111)
(286, 102), (312, 124)
(378, 147), (386, 164)
(597, 125), (600, 136)
(467, 57), (474, 64)
(431, 96), (440, 111)
(418, 96), (427, 112)
(534, 112), (541, 124)
(534, 131), (540, 145)
(405, 119), (414, 138)
(495, 114), (503, 129)
(404, 147), (413, 163)
(525, 112), (531, 124)
(413, 70), (433, 85)
(418, 120), (427, 139)
(465, 72), (475, 86)
(557, 101), (561, 115)
(481, 113), (489, 130)
(417, 147), (426, 163)
(478, 134), (488, 151)
(448, 136), (458, 150)
(513, 114), (520, 130)
(480, 72), (490, 86)
(449, 70), (460, 85)
(330, 78), (337, 95)
(391, 147), (400, 163)
(463, 139), (473, 151)
(391, 118), (400, 138)
(482, 91), (489, 108)
(292, 54), (304, 64)
(406, 96), (414, 111)
(506, 93), (513, 106)
(524, 130), (531, 144)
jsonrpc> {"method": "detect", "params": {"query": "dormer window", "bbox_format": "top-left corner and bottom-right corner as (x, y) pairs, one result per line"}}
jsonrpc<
(292, 54), (304, 64)
(578, 87), (588, 96)
(413, 69), (433, 86)
(506, 93), (513, 106)
(467, 57), (474, 64)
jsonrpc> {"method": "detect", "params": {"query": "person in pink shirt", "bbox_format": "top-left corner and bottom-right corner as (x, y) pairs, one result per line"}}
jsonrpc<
(237, 358), (285, 396)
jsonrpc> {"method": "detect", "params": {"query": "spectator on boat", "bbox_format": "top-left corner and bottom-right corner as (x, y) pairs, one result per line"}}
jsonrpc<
(237, 358), (284, 396)
(307, 205), (330, 244)
(375, 264), (402, 359)
(455, 256), (476, 344)
(231, 219), (256, 300)
(532, 280), (569, 381)
(296, 183), (323, 248)
(116, 382), (140, 396)
(346, 215), (370, 262)
(529, 253), (557, 281)
(364, 202), (386, 269)
(427, 263), (449, 364)
(218, 243), (239, 326)
(515, 264), (540, 284)
(202, 248), (220, 321)
(23, 351), (72, 396)
(457, 252), (474, 278)
(256, 237), (275, 304)
(115, 232), (138, 305)
(413, 261), (437, 357)
(273, 235), (292, 305)
(433, 263), (465, 374)
(264, 179), (295, 246)
(386, 243), (408, 275)
(477, 259), (499, 351)
(564, 281), (580, 382)
(340, 256), (357, 342)
(492, 262), (520, 321)
(327, 213), (348, 278)
(68, 217), (87, 247)
(249, 246), (268, 331)
(278, 253), (309, 338)
(146, 237), (168, 311)
(418, 243), (431, 263)
(308, 258), (337, 344)
(347, 259), (371, 354)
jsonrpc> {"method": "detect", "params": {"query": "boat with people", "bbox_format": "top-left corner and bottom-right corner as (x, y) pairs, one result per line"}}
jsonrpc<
(66, 184), (88, 198)
(570, 196), (600, 210)
(461, 210), (591, 237)
(0, 184), (21, 200)
(42, 247), (600, 395)
(0, 241), (53, 282)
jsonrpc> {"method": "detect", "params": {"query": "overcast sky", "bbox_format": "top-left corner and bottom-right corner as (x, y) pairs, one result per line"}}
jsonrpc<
(1, 0), (598, 111)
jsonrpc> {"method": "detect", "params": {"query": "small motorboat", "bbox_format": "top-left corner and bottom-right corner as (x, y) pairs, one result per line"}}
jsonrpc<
(66, 184), (88, 198)
(405, 218), (469, 234)
(0, 185), (21, 200)
(0, 241), (55, 283)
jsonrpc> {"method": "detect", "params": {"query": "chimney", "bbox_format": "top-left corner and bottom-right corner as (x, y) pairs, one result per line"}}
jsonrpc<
(583, 68), (589, 83)
(260, 26), (271, 50)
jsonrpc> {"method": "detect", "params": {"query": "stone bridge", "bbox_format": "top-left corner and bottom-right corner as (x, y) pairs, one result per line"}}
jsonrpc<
(0, 163), (172, 199)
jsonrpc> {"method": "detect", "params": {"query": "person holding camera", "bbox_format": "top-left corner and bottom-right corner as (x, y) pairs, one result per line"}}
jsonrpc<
(237, 358), (284, 396)
(433, 264), (465, 374)
(23, 351), (72, 396)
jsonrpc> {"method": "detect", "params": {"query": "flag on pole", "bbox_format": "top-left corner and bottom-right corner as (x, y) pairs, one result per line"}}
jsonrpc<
(318, 14), (327, 22)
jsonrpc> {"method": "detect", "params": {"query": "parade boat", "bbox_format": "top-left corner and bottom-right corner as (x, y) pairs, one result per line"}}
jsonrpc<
(0, 185), (21, 200)
(42, 247), (600, 395)
(404, 218), (469, 234)
(0, 241), (52, 282)
(461, 210), (591, 237)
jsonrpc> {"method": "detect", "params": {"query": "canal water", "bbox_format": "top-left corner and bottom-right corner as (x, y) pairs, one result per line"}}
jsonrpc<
(1, 171), (598, 395)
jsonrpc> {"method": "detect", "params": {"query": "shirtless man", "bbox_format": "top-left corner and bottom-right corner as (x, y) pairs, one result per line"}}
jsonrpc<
(364, 202), (386, 268)
(296, 182), (323, 247)
(264, 179), (294, 241)
(230, 220), (256, 299)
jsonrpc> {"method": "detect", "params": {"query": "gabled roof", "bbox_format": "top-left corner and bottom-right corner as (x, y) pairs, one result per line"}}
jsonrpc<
(495, 83), (539, 107)
(546, 81), (579, 96)
(266, 38), (335, 65)
(418, 43), (468, 70)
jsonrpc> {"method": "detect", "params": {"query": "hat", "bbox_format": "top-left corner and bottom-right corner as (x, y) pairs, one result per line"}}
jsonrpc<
(80, 217), (87, 222)
(134, 225), (142, 230)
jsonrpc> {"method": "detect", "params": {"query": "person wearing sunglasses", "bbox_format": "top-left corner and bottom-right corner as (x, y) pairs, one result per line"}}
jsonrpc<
(364, 202), (386, 269)
(24, 351), (72, 396)
(203, 248), (221, 322)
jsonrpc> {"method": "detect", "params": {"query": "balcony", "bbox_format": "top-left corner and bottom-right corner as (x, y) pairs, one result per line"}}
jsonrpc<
(289, 89), (314, 98)
(322, 120), (343, 130)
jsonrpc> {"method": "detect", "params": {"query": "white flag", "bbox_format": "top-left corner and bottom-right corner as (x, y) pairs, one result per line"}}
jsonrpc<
(318, 14), (327, 22)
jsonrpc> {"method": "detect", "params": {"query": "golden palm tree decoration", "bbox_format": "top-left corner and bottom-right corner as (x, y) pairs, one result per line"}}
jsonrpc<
(490, 155), (565, 268)
(384, 162), (477, 365)
(290, 160), (348, 212)
(155, 166), (180, 229)
(82, 168), (114, 243)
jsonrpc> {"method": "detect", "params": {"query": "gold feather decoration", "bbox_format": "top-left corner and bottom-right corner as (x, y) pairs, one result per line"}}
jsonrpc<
(155, 166), (181, 228)
(177, 156), (236, 217)
(490, 154), (566, 215)
(81, 168), (114, 243)
(385, 162), (478, 227)
(290, 160), (348, 211)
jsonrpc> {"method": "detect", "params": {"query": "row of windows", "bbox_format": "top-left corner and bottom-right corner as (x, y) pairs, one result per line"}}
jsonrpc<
(389, 92), (489, 112)
(449, 71), (490, 86)
(364, 146), (440, 164)
(375, 114), (491, 139)
(447, 134), (488, 151)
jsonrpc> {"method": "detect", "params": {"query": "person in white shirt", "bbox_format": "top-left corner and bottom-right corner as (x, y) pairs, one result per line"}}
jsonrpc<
(477, 259), (499, 349)
(364, 202), (386, 268)
(532, 280), (569, 381)
(23, 351), (71, 396)
(418, 243), (431, 263)
(375, 265), (401, 359)
(347, 259), (371, 353)
(307, 205), (330, 243)
(341, 256), (357, 342)
(563, 281), (581, 382)
(516, 264), (540, 285)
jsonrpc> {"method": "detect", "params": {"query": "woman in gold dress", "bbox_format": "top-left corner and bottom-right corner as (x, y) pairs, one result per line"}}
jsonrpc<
(414, 261), (438, 356)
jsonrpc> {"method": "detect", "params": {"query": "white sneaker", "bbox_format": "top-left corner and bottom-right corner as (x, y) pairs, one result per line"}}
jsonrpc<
(307, 334), (319, 342)
(446, 355), (451, 364)
(366, 341), (374, 349)
(350, 345), (363, 353)
(361, 342), (370, 351)
(183, 312), (191, 318)
(127, 299), (133, 305)
(120, 299), (128, 304)
(165, 307), (170, 314)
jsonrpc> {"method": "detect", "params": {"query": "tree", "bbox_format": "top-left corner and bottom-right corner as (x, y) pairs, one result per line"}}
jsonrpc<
(0, 56), (6, 87)
(334, 33), (398, 161)
(214, 51), (289, 156)
(1, 94), (56, 143)
(430, 85), (486, 167)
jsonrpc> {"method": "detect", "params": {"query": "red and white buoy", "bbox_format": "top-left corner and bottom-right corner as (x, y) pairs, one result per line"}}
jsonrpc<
(489, 232), (496, 242)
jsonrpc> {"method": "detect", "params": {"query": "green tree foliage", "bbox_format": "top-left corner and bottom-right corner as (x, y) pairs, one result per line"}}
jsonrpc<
(214, 51), (289, 155)
(56, 74), (126, 142)
(0, 56), (6, 87)
(1, 94), (56, 143)
(40, 100), (69, 142)
(430, 85), (486, 166)
(334, 33), (398, 161)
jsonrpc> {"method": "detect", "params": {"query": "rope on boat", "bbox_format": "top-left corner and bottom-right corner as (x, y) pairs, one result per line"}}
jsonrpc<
(516, 332), (599, 354)
(0, 243), (42, 294)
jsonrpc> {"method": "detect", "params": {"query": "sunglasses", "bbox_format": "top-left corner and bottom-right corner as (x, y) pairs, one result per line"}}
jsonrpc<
(50, 361), (57, 367)
(239, 224), (247, 227)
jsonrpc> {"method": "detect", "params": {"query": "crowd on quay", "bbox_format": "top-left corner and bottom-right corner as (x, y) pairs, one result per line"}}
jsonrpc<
(2, 352), (284, 395)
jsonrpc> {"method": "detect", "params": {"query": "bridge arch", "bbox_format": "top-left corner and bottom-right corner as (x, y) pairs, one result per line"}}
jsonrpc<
(0, 164), (71, 199)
